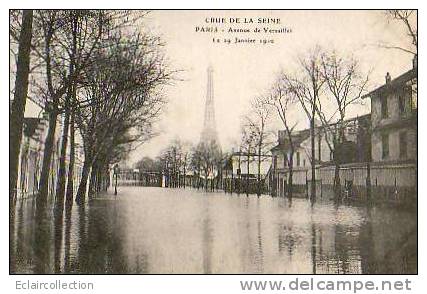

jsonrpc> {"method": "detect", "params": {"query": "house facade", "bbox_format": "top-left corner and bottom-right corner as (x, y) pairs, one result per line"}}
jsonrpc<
(365, 62), (417, 164)
(271, 129), (312, 196)
(16, 112), (85, 198)
(270, 115), (372, 197)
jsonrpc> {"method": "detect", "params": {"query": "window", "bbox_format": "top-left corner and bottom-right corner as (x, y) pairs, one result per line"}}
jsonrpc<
(296, 152), (300, 167)
(303, 159), (306, 167)
(398, 94), (405, 115)
(399, 86), (412, 116)
(381, 96), (388, 118)
(381, 133), (389, 159)
(411, 83), (418, 111)
(399, 132), (407, 159)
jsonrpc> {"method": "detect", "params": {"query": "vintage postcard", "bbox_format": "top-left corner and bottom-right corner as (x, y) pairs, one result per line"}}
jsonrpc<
(9, 9), (417, 276)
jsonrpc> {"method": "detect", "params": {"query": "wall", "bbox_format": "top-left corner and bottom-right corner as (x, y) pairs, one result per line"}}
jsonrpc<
(372, 126), (417, 162)
(16, 113), (86, 199)
(276, 162), (416, 200)
(371, 76), (417, 162)
(300, 132), (332, 164)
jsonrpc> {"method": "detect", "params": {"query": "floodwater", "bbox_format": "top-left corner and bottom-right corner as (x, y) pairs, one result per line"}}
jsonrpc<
(10, 187), (417, 274)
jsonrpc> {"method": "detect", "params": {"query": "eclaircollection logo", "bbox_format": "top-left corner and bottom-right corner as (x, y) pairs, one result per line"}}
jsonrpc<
(15, 280), (94, 290)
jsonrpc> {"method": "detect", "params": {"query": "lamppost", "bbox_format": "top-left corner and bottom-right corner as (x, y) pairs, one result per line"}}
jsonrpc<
(113, 164), (120, 196)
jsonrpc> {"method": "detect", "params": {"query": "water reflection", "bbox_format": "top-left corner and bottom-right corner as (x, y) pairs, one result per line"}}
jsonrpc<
(10, 187), (417, 274)
(202, 198), (212, 274)
(34, 201), (52, 274)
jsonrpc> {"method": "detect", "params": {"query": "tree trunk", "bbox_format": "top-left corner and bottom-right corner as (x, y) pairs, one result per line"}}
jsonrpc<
(65, 110), (75, 206)
(55, 104), (70, 206)
(55, 19), (77, 205)
(88, 163), (97, 199)
(9, 10), (33, 204)
(288, 152), (294, 199)
(204, 167), (208, 191)
(288, 169), (293, 199)
(310, 117), (316, 200)
(334, 162), (341, 199)
(257, 147), (261, 196)
(38, 109), (58, 203)
(197, 171), (200, 189)
(96, 164), (103, 192)
(75, 158), (91, 205)
(246, 152), (250, 196)
(183, 163), (186, 189)
(237, 153), (241, 194)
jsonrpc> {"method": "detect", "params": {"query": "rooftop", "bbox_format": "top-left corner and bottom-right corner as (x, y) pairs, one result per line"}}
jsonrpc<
(362, 67), (417, 99)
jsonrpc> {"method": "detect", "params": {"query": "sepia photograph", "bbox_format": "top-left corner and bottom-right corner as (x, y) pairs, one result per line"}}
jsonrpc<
(9, 9), (417, 275)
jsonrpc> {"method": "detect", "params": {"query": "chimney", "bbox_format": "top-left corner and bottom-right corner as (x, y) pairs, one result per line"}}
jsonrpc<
(385, 72), (391, 84)
(413, 54), (418, 69)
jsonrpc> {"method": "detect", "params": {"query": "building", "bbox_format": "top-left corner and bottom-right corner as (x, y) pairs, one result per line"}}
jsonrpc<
(271, 129), (311, 196)
(358, 59), (417, 202)
(363, 60), (417, 163)
(17, 115), (49, 196)
(222, 151), (271, 194)
(270, 58), (417, 202)
(270, 115), (372, 197)
(16, 112), (85, 198)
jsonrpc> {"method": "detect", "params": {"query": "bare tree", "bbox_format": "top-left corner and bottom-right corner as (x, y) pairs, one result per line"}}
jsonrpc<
(74, 30), (172, 204)
(315, 50), (370, 198)
(195, 140), (221, 192)
(382, 10), (417, 56)
(245, 96), (273, 196)
(281, 47), (325, 200)
(9, 10), (150, 207)
(28, 10), (110, 205)
(239, 123), (256, 195)
(179, 141), (193, 188)
(264, 77), (298, 198)
(190, 145), (204, 189)
(161, 139), (184, 188)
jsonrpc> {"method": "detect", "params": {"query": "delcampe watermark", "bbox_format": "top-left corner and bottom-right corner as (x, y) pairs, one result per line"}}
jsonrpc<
(240, 278), (413, 292)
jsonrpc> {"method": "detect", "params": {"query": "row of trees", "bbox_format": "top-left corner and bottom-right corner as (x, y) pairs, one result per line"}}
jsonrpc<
(265, 47), (370, 199)
(253, 10), (417, 200)
(136, 138), (224, 191)
(129, 10), (417, 199)
(10, 10), (173, 210)
(231, 47), (369, 199)
(132, 46), (374, 198)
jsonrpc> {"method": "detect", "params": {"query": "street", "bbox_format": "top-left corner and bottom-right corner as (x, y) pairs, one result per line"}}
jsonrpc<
(10, 187), (416, 274)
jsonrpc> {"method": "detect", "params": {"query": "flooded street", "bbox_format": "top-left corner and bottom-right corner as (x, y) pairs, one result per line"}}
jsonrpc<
(10, 187), (417, 274)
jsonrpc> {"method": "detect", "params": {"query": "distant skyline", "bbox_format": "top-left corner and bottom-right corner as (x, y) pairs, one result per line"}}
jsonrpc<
(23, 10), (416, 165)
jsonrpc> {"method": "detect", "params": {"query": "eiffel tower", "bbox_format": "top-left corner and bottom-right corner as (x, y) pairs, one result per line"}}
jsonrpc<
(200, 65), (220, 149)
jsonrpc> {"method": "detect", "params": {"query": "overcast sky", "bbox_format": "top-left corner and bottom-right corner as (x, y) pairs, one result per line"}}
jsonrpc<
(22, 10), (416, 165)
